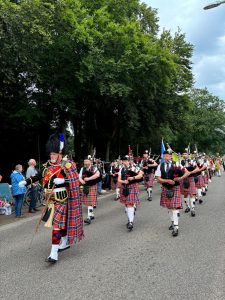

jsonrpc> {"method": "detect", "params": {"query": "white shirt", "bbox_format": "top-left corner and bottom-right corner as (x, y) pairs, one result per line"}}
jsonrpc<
(155, 161), (181, 177)
(118, 165), (140, 176)
(79, 166), (98, 179)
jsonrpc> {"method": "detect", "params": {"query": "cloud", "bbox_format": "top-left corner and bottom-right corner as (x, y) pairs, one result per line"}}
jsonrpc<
(144, 0), (225, 99)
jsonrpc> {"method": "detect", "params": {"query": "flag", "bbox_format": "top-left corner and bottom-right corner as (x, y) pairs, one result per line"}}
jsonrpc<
(172, 153), (179, 162)
(161, 139), (165, 163)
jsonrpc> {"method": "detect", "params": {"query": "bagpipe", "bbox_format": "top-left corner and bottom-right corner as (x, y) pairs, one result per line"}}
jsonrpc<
(121, 167), (143, 185)
(162, 164), (184, 188)
(111, 166), (120, 184)
(82, 168), (101, 186)
(142, 159), (157, 174)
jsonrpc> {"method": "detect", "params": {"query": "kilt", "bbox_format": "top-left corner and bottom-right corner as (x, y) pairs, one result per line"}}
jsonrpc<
(120, 183), (140, 206)
(160, 185), (182, 209)
(80, 184), (97, 206)
(111, 176), (118, 190)
(144, 173), (154, 188)
(180, 177), (196, 196)
(195, 175), (205, 189)
(52, 201), (68, 229)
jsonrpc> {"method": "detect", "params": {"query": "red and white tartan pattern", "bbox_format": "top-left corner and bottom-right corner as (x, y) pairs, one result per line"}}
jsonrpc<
(111, 176), (118, 190)
(53, 202), (67, 229)
(120, 183), (140, 206)
(64, 161), (84, 245)
(195, 175), (205, 189)
(180, 177), (196, 196)
(160, 185), (182, 209)
(144, 173), (154, 188)
(80, 184), (97, 206)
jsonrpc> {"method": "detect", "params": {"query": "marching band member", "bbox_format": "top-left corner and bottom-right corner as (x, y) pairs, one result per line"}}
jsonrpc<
(195, 158), (207, 204)
(19, 133), (84, 263)
(79, 156), (100, 225)
(141, 151), (158, 201)
(180, 151), (200, 217)
(203, 156), (210, 192)
(155, 150), (190, 237)
(110, 160), (121, 200)
(118, 156), (143, 231)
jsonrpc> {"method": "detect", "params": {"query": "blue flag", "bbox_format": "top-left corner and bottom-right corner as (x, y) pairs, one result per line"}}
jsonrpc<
(161, 139), (165, 163)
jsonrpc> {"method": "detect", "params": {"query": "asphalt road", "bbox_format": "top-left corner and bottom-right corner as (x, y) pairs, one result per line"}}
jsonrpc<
(1, 175), (225, 300)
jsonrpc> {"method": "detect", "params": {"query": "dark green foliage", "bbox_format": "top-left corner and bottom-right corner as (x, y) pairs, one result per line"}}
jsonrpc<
(0, 0), (224, 179)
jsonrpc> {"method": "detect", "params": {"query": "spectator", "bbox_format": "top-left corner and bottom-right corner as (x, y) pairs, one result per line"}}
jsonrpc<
(26, 159), (40, 213)
(11, 164), (26, 218)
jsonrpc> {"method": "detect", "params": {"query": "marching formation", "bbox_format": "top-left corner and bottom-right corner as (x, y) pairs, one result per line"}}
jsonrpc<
(18, 133), (223, 264)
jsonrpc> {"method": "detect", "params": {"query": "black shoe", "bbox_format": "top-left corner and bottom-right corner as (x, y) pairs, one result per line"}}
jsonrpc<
(84, 217), (92, 224)
(195, 198), (198, 202)
(93, 205), (97, 209)
(205, 188), (208, 192)
(169, 223), (174, 230)
(148, 196), (152, 201)
(127, 222), (133, 231)
(185, 207), (190, 213)
(90, 216), (95, 220)
(114, 197), (119, 201)
(29, 209), (36, 213)
(199, 199), (203, 204)
(33, 208), (40, 212)
(191, 210), (195, 217)
(172, 227), (179, 237)
(45, 257), (57, 264)
(58, 245), (70, 252)
(202, 192), (206, 196)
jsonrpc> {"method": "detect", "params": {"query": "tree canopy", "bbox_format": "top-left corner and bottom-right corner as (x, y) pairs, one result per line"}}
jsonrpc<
(0, 0), (224, 178)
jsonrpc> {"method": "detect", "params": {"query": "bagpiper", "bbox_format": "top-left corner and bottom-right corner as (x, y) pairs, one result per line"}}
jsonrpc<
(195, 157), (207, 204)
(203, 155), (210, 193)
(110, 160), (121, 201)
(180, 151), (200, 217)
(141, 151), (158, 201)
(118, 156), (143, 231)
(19, 133), (84, 263)
(155, 150), (189, 237)
(79, 156), (100, 225)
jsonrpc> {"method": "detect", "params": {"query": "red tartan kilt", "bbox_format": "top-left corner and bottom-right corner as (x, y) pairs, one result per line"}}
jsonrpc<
(120, 183), (140, 206)
(80, 185), (97, 206)
(144, 173), (154, 188)
(160, 185), (182, 209)
(195, 175), (205, 189)
(180, 177), (196, 195)
(52, 201), (67, 229)
(111, 177), (118, 190)
(204, 174), (208, 184)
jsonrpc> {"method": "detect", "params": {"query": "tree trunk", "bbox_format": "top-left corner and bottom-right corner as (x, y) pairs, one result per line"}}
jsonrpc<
(105, 139), (111, 161)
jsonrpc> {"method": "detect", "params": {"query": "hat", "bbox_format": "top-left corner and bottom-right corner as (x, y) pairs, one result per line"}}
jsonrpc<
(182, 150), (188, 154)
(84, 155), (92, 161)
(163, 150), (171, 155)
(122, 155), (130, 161)
(46, 132), (67, 154)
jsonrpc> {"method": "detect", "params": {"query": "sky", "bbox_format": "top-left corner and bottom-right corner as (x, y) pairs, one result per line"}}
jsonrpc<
(144, 0), (225, 100)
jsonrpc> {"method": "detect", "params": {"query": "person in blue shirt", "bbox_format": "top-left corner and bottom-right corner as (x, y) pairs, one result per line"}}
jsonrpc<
(11, 164), (27, 218)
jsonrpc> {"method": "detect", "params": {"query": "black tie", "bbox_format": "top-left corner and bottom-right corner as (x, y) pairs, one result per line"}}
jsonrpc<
(166, 163), (170, 174)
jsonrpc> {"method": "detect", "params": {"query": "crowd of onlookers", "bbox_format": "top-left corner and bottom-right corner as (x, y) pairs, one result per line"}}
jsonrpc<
(0, 159), (40, 218)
